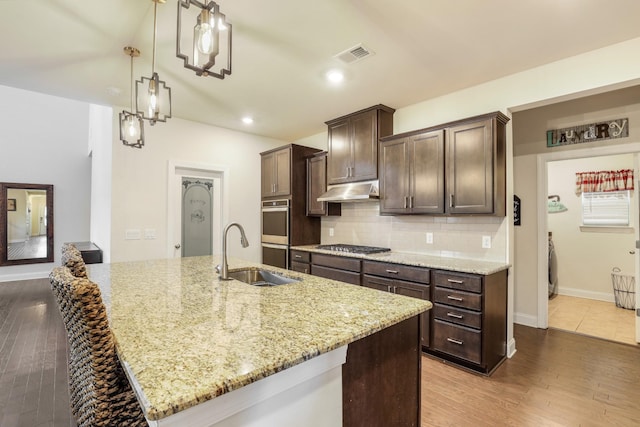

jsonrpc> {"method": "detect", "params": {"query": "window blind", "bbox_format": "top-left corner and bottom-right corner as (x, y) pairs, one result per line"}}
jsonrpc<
(581, 190), (630, 226)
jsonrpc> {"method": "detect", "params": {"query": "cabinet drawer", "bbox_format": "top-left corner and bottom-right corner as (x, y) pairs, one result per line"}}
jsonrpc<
(312, 253), (361, 272)
(432, 270), (482, 293)
(432, 319), (481, 364)
(290, 250), (310, 263)
(311, 265), (361, 285)
(433, 287), (481, 311)
(290, 261), (310, 274)
(433, 303), (481, 329)
(362, 274), (394, 292)
(362, 261), (430, 283)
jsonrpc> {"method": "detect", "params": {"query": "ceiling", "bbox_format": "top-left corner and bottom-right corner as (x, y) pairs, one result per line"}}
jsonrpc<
(2, 0), (640, 142)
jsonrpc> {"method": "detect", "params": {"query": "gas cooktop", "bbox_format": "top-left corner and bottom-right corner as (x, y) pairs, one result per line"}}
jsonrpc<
(315, 244), (391, 255)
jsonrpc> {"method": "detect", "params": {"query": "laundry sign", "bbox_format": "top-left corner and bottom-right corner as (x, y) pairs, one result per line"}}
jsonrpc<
(546, 118), (628, 148)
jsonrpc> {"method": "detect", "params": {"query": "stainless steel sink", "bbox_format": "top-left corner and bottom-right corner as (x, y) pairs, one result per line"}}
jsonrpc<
(227, 268), (301, 286)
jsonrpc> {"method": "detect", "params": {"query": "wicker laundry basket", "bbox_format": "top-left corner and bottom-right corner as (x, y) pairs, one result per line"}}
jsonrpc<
(611, 267), (635, 310)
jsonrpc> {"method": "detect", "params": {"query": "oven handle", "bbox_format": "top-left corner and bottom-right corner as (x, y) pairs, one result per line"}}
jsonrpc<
(261, 243), (289, 249)
(261, 206), (289, 212)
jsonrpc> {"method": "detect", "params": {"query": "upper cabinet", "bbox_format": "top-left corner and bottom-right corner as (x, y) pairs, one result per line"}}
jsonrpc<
(261, 146), (291, 198)
(379, 111), (509, 216)
(261, 144), (322, 201)
(326, 105), (395, 185)
(380, 130), (444, 214)
(307, 152), (341, 216)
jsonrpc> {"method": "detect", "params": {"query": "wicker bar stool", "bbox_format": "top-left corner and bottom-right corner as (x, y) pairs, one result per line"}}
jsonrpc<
(61, 243), (88, 279)
(49, 266), (147, 427)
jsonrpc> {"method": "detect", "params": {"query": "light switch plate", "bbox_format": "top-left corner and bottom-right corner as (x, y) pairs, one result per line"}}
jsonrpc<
(144, 228), (156, 239)
(426, 232), (433, 244)
(482, 235), (491, 249)
(329, 227), (335, 237)
(125, 229), (141, 240)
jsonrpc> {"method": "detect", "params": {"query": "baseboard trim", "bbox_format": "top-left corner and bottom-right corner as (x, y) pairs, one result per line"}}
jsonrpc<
(557, 287), (615, 303)
(0, 271), (50, 283)
(507, 337), (517, 358)
(513, 312), (538, 328)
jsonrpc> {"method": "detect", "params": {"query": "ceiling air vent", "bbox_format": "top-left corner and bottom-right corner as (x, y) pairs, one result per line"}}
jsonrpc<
(334, 44), (375, 64)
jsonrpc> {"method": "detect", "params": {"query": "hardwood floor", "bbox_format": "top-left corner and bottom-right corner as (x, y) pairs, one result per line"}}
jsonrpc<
(1, 278), (639, 427)
(423, 325), (640, 426)
(0, 279), (74, 427)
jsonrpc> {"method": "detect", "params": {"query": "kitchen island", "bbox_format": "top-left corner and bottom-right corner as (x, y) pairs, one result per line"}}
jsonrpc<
(87, 256), (431, 427)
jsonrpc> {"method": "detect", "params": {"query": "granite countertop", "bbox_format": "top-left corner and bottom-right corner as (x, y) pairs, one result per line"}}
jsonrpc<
(86, 256), (430, 421)
(292, 245), (510, 275)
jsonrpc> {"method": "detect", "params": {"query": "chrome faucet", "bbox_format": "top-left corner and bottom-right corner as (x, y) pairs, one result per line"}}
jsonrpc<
(219, 222), (249, 280)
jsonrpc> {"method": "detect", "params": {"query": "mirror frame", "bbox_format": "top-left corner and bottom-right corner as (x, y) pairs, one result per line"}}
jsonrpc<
(0, 182), (54, 266)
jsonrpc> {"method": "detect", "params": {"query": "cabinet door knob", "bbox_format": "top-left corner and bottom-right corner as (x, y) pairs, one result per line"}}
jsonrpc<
(449, 194), (455, 208)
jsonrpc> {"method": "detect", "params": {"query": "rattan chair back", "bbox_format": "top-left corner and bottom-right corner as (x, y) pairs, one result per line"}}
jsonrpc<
(49, 266), (146, 426)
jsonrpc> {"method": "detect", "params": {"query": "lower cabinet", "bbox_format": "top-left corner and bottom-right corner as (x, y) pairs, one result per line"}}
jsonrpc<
(428, 269), (507, 374)
(310, 253), (361, 285)
(291, 249), (508, 374)
(290, 250), (311, 274)
(362, 260), (431, 348)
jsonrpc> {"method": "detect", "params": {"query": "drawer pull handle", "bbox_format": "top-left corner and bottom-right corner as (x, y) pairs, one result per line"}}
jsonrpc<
(385, 269), (399, 274)
(447, 279), (464, 284)
(294, 255), (302, 259)
(447, 295), (463, 301)
(447, 338), (463, 345)
(447, 312), (463, 319)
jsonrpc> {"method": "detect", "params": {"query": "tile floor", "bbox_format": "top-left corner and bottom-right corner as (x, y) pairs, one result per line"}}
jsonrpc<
(548, 294), (638, 345)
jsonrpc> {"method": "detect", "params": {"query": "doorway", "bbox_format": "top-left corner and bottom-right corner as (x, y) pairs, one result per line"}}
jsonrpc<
(536, 143), (640, 344)
(167, 161), (229, 259)
(546, 154), (637, 344)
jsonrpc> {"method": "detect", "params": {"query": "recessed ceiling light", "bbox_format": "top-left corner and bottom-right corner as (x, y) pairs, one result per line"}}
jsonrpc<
(242, 117), (254, 125)
(326, 70), (344, 84)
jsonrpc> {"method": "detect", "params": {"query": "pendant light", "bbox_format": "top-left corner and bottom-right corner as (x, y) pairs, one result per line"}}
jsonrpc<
(176, 0), (232, 79)
(136, 0), (172, 125)
(119, 47), (145, 148)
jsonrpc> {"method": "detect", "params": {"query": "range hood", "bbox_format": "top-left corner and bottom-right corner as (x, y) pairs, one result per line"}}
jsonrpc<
(317, 180), (379, 203)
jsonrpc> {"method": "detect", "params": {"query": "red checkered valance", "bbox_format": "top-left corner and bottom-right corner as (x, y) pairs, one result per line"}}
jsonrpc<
(575, 169), (634, 194)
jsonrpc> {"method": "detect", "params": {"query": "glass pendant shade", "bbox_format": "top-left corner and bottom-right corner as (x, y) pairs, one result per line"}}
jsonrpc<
(136, 72), (172, 125)
(119, 46), (145, 148)
(119, 111), (145, 148)
(177, 0), (232, 79)
(136, 0), (172, 126)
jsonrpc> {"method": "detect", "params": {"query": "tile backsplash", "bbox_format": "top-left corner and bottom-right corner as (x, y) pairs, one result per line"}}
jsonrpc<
(320, 202), (507, 262)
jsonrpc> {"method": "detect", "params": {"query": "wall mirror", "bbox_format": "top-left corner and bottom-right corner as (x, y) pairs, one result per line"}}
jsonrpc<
(0, 182), (54, 266)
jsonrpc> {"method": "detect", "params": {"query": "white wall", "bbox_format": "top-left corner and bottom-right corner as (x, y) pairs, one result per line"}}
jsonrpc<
(89, 105), (113, 263)
(109, 115), (287, 263)
(548, 155), (635, 301)
(0, 85), (92, 282)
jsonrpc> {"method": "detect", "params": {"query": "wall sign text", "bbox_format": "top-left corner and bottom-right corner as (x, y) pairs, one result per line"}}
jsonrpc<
(546, 118), (628, 148)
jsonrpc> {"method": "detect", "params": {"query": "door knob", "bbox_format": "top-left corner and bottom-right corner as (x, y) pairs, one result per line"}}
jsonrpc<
(630, 250), (635, 254)
(175, 244), (181, 249)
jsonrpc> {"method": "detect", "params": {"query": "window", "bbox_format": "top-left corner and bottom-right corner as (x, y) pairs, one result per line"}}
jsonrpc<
(581, 190), (630, 226)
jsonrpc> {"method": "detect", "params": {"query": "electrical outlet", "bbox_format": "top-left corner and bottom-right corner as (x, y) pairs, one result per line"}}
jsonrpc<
(482, 235), (491, 249)
(329, 227), (334, 237)
(426, 232), (433, 244)
(144, 228), (156, 240)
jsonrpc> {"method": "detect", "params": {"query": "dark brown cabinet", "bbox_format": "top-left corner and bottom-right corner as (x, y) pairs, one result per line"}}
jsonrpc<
(428, 269), (507, 374)
(446, 116), (507, 215)
(290, 249), (310, 274)
(362, 261), (431, 348)
(379, 111), (509, 216)
(261, 146), (291, 198)
(380, 130), (444, 214)
(326, 105), (394, 185)
(306, 152), (341, 217)
(310, 253), (361, 285)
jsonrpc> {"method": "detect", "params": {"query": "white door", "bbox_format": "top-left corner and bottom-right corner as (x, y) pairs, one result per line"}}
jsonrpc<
(168, 163), (226, 259)
(635, 154), (640, 343)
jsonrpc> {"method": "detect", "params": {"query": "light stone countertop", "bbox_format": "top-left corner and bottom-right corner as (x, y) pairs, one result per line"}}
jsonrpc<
(86, 255), (431, 421)
(291, 245), (510, 275)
